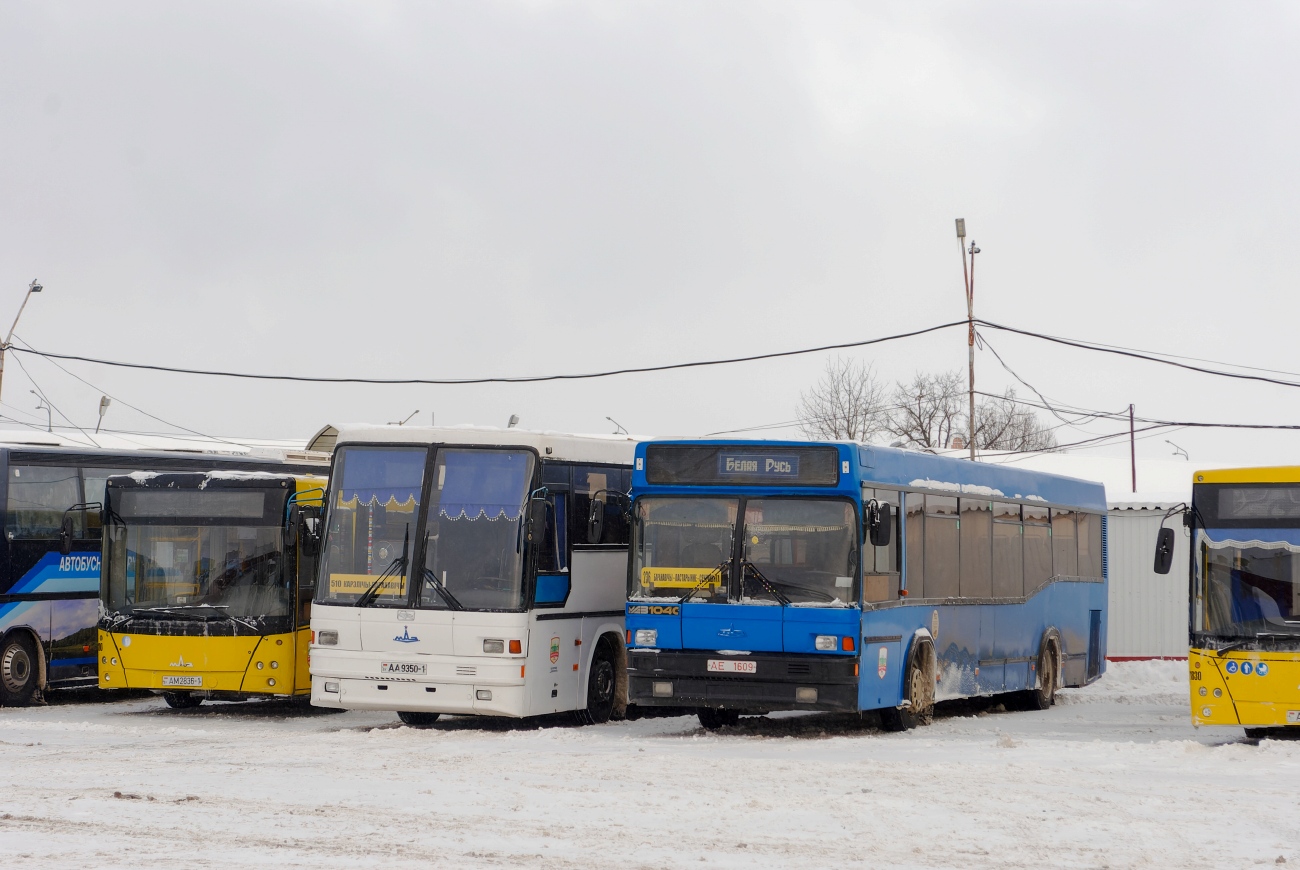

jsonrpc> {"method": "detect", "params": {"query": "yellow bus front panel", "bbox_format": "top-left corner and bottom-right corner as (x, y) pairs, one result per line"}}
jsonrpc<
(98, 629), (308, 696)
(1190, 649), (1300, 728)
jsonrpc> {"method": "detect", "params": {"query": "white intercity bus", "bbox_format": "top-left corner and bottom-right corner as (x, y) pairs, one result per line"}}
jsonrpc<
(309, 426), (635, 725)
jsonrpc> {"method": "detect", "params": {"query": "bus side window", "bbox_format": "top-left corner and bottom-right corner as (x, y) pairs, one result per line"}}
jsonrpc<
(537, 492), (568, 573)
(960, 499), (992, 598)
(296, 539), (316, 627)
(863, 489), (899, 603)
(6, 465), (83, 539)
(570, 466), (631, 547)
(1052, 509), (1078, 576)
(992, 503), (1022, 598)
(81, 468), (135, 540)
(1022, 505), (1052, 594)
(924, 495), (959, 600)
(904, 492), (924, 598)
(1077, 513), (1102, 578)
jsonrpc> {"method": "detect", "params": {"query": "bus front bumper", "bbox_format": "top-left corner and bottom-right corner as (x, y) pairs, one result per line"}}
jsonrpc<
(309, 648), (528, 718)
(628, 649), (859, 713)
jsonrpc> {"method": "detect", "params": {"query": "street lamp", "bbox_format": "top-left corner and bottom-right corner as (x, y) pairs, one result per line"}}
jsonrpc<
(31, 390), (50, 432)
(606, 416), (628, 435)
(0, 280), (43, 405)
(96, 396), (112, 434)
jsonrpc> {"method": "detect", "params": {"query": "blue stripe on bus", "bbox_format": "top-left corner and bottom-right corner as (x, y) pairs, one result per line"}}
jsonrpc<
(51, 656), (96, 666)
(9, 551), (101, 595)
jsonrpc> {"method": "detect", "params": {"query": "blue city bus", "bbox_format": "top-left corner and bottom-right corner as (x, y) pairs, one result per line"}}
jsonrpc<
(624, 441), (1108, 729)
(0, 442), (324, 706)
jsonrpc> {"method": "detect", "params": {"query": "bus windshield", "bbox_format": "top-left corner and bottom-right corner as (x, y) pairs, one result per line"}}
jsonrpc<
(631, 497), (859, 605)
(105, 523), (287, 620)
(319, 446), (426, 605)
(1199, 536), (1300, 637)
(419, 449), (534, 611)
(741, 499), (858, 606)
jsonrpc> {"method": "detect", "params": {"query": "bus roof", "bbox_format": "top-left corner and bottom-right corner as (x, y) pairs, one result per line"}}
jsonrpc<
(635, 439), (1108, 512)
(1192, 466), (1300, 485)
(333, 425), (637, 466)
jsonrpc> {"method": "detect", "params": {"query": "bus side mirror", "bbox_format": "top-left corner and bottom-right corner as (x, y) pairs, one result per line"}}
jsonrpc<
(868, 503), (892, 548)
(1153, 527), (1175, 574)
(587, 498), (605, 545)
(292, 505), (323, 557)
(59, 514), (74, 555)
(527, 498), (548, 543)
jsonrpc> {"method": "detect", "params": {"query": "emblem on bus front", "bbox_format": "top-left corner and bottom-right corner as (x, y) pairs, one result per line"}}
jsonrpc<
(170, 655), (192, 668)
(394, 626), (420, 643)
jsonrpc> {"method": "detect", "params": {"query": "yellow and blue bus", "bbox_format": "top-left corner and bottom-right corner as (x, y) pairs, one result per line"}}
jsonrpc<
(97, 470), (326, 708)
(0, 442), (322, 707)
(1155, 467), (1300, 737)
(625, 440), (1108, 729)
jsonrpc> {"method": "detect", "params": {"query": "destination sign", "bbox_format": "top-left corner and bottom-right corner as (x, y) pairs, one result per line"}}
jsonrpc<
(718, 454), (800, 478)
(645, 445), (839, 487)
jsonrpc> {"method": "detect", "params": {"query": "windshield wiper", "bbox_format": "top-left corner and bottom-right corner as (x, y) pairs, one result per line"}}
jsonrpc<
(129, 605), (258, 631)
(740, 559), (791, 606)
(421, 568), (464, 610)
(356, 526), (409, 608)
(678, 560), (730, 604)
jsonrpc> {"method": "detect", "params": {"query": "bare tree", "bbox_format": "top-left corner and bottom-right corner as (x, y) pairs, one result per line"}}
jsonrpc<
(886, 370), (966, 449)
(972, 389), (1058, 452)
(796, 356), (889, 441)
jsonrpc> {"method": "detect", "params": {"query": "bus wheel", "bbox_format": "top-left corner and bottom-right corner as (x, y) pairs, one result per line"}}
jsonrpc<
(574, 641), (617, 725)
(0, 633), (39, 706)
(162, 692), (203, 710)
(1027, 643), (1058, 710)
(697, 708), (741, 730)
(397, 711), (441, 727)
(881, 646), (934, 732)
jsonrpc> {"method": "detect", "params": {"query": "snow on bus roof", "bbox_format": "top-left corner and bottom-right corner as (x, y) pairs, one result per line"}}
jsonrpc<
(332, 424), (637, 465)
(0, 428), (328, 463)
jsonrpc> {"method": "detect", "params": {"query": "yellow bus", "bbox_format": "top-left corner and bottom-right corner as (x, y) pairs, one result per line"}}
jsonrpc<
(98, 470), (325, 708)
(1155, 467), (1300, 737)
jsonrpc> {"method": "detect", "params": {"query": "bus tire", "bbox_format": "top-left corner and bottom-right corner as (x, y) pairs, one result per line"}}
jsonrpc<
(697, 708), (741, 730)
(1027, 641), (1058, 710)
(0, 632), (39, 706)
(881, 643), (935, 732)
(162, 691), (204, 709)
(574, 639), (617, 725)
(397, 710), (441, 727)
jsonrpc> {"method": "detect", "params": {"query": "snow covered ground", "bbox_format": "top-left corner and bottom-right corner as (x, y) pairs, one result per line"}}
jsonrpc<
(2, 661), (1298, 869)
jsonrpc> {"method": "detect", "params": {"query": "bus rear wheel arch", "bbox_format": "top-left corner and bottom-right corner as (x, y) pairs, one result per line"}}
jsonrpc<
(1010, 634), (1060, 712)
(0, 630), (41, 706)
(881, 640), (935, 732)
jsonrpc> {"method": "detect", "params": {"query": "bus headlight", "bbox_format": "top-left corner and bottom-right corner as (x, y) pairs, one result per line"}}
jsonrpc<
(476, 690), (493, 701)
(652, 681), (673, 697)
(635, 629), (658, 647)
(324, 681), (340, 693)
(483, 639), (505, 654)
(317, 630), (339, 646)
(795, 687), (818, 703)
(815, 635), (836, 651)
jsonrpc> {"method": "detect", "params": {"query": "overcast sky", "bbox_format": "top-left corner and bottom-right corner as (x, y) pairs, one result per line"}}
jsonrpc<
(1, 2), (1297, 466)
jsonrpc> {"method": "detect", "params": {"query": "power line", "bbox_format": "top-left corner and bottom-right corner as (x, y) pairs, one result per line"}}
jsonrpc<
(8, 321), (969, 385)
(976, 320), (1300, 390)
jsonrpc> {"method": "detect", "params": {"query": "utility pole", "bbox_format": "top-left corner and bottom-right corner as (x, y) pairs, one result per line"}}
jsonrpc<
(1129, 403), (1137, 493)
(0, 280), (43, 405)
(956, 220), (979, 461)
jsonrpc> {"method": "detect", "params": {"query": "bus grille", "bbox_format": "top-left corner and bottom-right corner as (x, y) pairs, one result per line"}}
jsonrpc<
(455, 666), (476, 676)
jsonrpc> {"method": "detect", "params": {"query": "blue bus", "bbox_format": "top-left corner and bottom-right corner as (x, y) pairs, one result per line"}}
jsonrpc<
(0, 442), (324, 706)
(624, 441), (1108, 729)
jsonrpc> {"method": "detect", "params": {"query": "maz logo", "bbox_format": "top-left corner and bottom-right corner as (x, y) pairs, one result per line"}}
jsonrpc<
(170, 655), (193, 668)
(393, 626), (420, 643)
